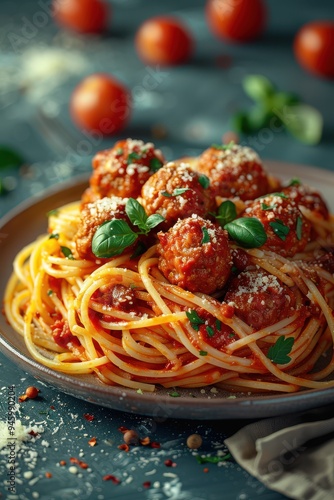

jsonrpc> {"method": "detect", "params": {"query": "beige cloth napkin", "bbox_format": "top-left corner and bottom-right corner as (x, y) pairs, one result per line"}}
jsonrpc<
(224, 405), (334, 500)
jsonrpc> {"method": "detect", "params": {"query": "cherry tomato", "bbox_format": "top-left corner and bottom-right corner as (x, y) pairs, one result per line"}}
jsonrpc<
(135, 16), (194, 66)
(206, 0), (266, 42)
(70, 74), (131, 135)
(294, 22), (334, 78)
(53, 0), (108, 34)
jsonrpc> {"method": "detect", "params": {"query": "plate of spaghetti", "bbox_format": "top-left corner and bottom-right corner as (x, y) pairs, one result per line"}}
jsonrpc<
(1, 138), (334, 419)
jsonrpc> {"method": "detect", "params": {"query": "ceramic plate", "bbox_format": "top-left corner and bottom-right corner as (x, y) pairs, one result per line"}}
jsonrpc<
(1, 162), (334, 420)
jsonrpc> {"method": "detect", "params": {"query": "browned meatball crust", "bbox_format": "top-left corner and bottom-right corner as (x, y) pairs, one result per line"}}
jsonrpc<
(141, 162), (215, 229)
(82, 138), (165, 203)
(157, 216), (232, 294)
(224, 268), (297, 330)
(242, 193), (311, 257)
(197, 144), (269, 200)
(74, 196), (129, 260)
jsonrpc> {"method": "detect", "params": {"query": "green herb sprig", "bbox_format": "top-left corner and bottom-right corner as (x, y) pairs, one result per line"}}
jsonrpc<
(267, 335), (294, 364)
(233, 74), (323, 145)
(92, 198), (165, 259)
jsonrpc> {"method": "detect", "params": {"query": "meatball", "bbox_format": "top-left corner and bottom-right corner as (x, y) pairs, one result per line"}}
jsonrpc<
(196, 143), (269, 200)
(141, 162), (215, 229)
(242, 193), (311, 257)
(224, 268), (297, 330)
(157, 216), (232, 294)
(281, 183), (329, 220)
(82, 138), (165, 203)
(74, 196), (130, 260)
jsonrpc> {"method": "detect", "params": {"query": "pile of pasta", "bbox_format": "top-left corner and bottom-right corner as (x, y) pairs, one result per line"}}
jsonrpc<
(4, 139), (334, 394)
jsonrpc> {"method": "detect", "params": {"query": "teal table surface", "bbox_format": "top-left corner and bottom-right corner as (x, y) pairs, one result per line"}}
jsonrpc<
(0, 1), (334, 499)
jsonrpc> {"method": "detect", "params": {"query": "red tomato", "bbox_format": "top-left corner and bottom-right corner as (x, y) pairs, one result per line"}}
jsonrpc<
(294, 22), (334, 78)
(53, 0), (108, 34)
(70, 74), (131, 135)
(135, 16), (194, 66)
(206, 0), (266, 42)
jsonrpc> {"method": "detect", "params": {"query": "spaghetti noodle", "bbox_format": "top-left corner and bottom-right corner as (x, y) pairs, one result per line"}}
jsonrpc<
(3, 139), (334, 394)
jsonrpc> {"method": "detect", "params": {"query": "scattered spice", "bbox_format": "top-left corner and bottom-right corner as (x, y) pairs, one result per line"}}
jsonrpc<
(186, 434), (203, 449)
(103, 474), (121, 484)
(143, 481), (151, 488)
(19, 386), (40, 402)
(164, 459), (174, 467)
(70, 457), (89, 469)
(123, 430), (139, 445)
(118, 443), (130, 452)
(83, 413), (94, 421)
(45, 472), (52, 478)
(140, 436), (150, 446)
(59, 460), (66, 466)
(203, 467), (209, 473)
(88, 437), (97, 447)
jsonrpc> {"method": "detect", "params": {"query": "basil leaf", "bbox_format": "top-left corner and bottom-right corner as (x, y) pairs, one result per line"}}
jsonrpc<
(61, 246), (74, 260)
(130, 240), (147, 259)
(162, 188), (190, 197)
(196, 453), (232, 464)
(284, 104), (323, 145)
(269, 220), (290, 240)
(242, 75), (275, 103)
(296, 216), (303, 241)
(288, 178), (301, 187)
(145, 213), (165, 230)
(211, 142), (235, 151)
(186, 310), (205, 331)
(92, 219), (138, 258)
(126, 198), (148, 231)
(216, 200), (237, 228)
(261, 202), (276, 211)
(198, 174), (210, 189)
(201, 227), (210, 244)
(225, 217), (267, 248)
(267, 336), (294, 364)
(127, 152), (141, 164)
(206, 325), (215, 337)
(0, 146), (24, 170)
(149, 157), (163, 172)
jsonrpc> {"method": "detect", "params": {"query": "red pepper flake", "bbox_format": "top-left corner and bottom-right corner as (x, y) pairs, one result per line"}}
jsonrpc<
(150, 441), (161, 449)
(164, 459), (174, 467)
(59, 460), (66, 466)
(118, 443), (130, 452)
(28, 430), (39, 437)
(203, 467), (209, 473)
(118, 426), (128, 433)
(18, 394), (28, 402)
(83, 413), (94, 421)
(45, 472), (52, 478)
(50, 405), (55, 410)
(143, 481), (151, 488)
(70, 457), (89, 469)
(103, 474), (121, 484)
(140, 436), (150, 446)
(88, 437), (97, 447)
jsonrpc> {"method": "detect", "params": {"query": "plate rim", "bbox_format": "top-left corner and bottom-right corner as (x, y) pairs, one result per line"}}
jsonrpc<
(1, 161), (334, 419)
